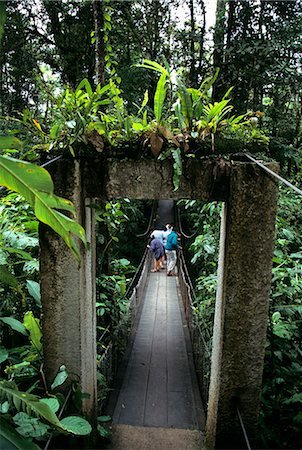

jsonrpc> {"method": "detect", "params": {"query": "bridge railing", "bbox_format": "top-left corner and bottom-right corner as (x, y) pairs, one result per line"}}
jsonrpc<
(98, 247), (152, 405)
(177, 249), (212, 409)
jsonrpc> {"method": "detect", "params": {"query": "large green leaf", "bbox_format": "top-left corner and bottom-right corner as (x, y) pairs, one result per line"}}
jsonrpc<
(136, 59), (170, 77)
(154, 73), (167, 124)
(0, 317), (28, 336)
(0, 136), (22, 151)
(60, 416), (92, 435)
(23, 312), (42, 353)
(0, 156), (86, 260)
(26, 280), (41, 307)
(177, 81), (193, 130)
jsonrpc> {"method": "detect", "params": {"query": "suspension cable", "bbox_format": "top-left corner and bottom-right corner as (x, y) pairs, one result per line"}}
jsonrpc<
(236, 405), (252, 450)
(135, 200), (157, 237)
(245, 153), (302, 196)
(41, 155), (63, 168)
(176, 206), (198, 239)
(125, 246), (149, 299)
(178, 248), (213, 346)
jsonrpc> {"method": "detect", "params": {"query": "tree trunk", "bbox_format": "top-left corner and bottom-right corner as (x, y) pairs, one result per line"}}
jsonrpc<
(93, 0), (105, 86)
(189, 0), (196, 86)
(212, 0), (226, 100)
(197, 0), (206, 81)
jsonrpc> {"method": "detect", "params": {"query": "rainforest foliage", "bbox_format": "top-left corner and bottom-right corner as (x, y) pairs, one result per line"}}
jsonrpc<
(0, 0), (301, 449)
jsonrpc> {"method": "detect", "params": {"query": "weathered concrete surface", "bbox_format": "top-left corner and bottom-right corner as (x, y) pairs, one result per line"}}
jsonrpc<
(83, 158), (229, 201)
(39, 160), (97, 420)
(105, 424), (204, 450)
(205, 161), (279, 449)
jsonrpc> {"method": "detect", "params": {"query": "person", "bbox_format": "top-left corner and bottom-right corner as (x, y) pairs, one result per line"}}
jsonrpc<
(150, 229), (165, 269)
(165, 225), (179, 276)
(149, 236), (165, 272)
(163, 223), (173, 249)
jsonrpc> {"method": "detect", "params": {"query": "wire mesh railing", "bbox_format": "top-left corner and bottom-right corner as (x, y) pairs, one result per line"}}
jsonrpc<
(177, 248), (213, 408)
(97, 248), (152, 407)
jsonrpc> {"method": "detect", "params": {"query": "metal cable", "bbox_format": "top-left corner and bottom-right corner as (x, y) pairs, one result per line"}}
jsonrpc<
(245, 153), (302, 196)
(178, 248), (213, 345)
(135, 200), (157, 237)
(41, 155), (63, 168)
(176, 206), (198, 239)
(125, 246), (149, 299)
(236, 405), (252, 450)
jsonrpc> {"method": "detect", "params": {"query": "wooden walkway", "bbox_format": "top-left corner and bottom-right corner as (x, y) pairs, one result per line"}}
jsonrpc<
(109, 269), (205, 431)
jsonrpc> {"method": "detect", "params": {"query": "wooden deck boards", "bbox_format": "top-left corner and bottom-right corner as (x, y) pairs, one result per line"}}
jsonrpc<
(110, 270), (205, 431)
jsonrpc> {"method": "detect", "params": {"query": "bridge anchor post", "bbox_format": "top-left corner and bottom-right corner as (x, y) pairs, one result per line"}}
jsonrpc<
(205, 161), (279, 449)
(39, 159), (97, 424)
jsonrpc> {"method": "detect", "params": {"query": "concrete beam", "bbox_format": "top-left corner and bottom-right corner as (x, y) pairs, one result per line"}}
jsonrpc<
(39, 160), (97, 421)
(83, 158), (230, 201)
(205, 161), (279, 449)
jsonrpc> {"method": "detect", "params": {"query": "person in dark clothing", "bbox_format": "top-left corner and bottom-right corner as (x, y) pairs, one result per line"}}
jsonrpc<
(149, 237), (165, 272)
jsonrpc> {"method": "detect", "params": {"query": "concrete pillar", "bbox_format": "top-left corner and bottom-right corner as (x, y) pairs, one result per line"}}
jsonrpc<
(39, 160), (97, 420)
(205, 161), (279, 449)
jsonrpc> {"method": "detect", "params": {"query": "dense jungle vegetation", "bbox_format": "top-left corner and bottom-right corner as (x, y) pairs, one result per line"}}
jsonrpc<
(0, 0), (301, 449)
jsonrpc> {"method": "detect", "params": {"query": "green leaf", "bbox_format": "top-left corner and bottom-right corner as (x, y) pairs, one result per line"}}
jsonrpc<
(97, 424), (111, 438)
(283, 393), (302, 404)
(0, 247), (32, 260)
(23, 312), (42, 352)
(0, 136), (22, 151)
(0, 265), (19, 288)
(0, 317), (28, 336)
(0, 346), (9, 364)
(177, 81), (193, 130)
(0, 380), (89, 436)
(50, 123), (61, 139)
(2, 231), (38, 250)
(26, 280), (41, 307)
(23, 260), (39, 274)
(40, 398), (60, 414)
(97, 415), (111, 423)
(13, 412), (49, 438)
(51, 366), (68, 390)
(136, 59), (170, 77)
(154, 73), (167, 124)
(1, 401), (9, 413)
(132, 122), (145, 131)
(60, 416), (92, 435)
(0, 156), (86, 261)
(0, 418), (41, 450)
(75, 78), (93, 97)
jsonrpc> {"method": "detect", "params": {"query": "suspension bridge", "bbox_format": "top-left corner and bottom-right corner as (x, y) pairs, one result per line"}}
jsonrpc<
(38, 154), (301, 449)
(103, 201), (205, 448)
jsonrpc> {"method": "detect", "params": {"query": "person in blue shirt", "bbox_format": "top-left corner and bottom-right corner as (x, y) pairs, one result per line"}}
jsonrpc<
(165, 225), (179, 276)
